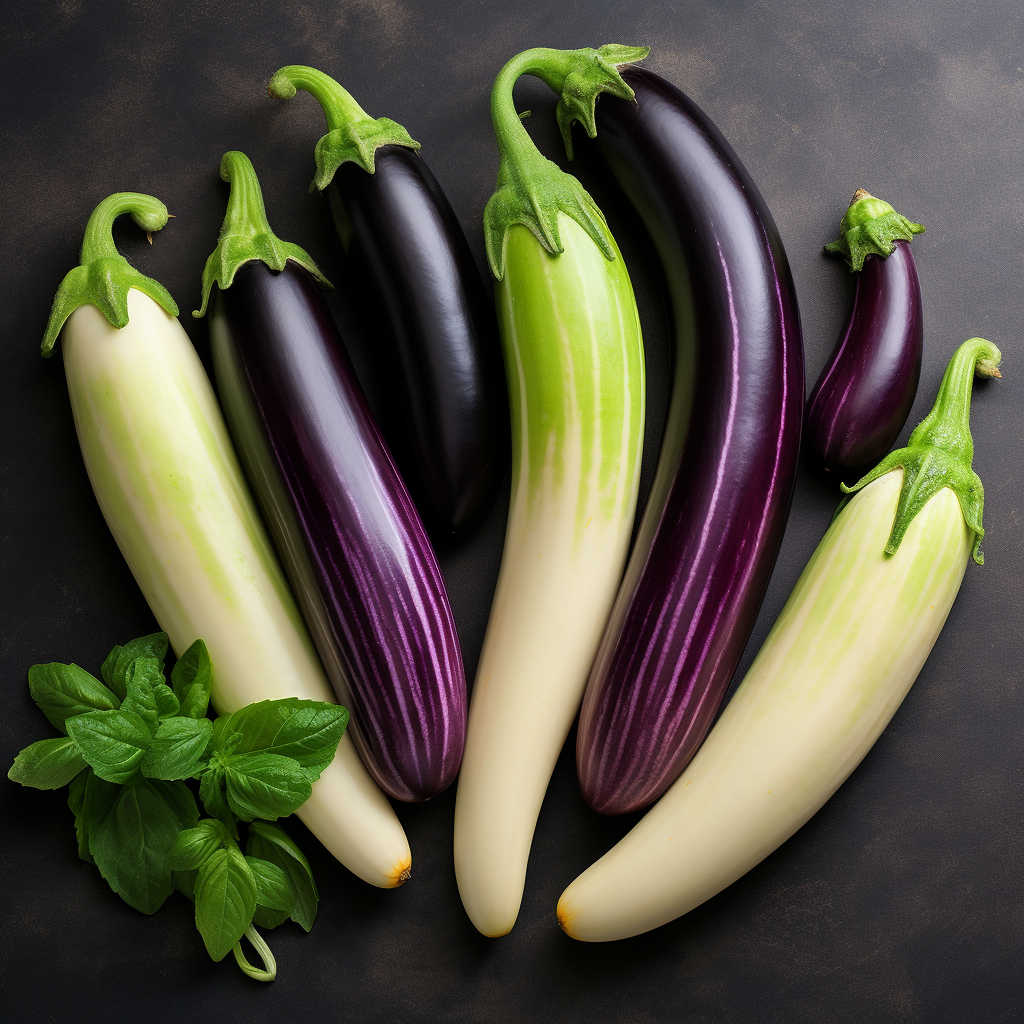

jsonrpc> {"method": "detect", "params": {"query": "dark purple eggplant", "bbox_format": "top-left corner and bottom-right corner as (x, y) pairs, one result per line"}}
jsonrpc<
(534, 51), (804, 814)
(807, 190), (925, 477)
(196, 152), (466, 802)
(268, 65), (505, 536)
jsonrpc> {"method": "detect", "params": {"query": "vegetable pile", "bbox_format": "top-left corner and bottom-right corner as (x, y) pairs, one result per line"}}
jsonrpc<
(11, 36), (1006, 974)
(9, 634), (347, 980)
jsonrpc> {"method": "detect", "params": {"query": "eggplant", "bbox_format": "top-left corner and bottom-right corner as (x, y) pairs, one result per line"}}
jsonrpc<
(268, 65), (505, 536)
(196, 152), (466, 802)
(807, 190), (925, 477)
(536, 52), (804, 815)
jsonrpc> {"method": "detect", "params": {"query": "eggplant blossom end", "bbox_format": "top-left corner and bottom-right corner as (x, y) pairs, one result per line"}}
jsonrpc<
(824, 190), (925, 271)
(41, 193), (178, 356)
(841, 337), (1001, 564)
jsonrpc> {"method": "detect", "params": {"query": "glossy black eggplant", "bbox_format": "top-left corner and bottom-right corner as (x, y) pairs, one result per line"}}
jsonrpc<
(269, 65), (505, 536)
(807, 190), (925, 477)
(196, 153), (467, 803)
(537, 52), (804, 814)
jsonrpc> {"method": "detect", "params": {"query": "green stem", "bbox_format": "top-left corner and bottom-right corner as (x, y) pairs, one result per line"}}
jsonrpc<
(231, 924), (277, 982)
(79, 193), (170, 263)
(824, 189), (924, 271)
(41, 192), (178, 356)
(269, 65), (370, 130)
(841, 338), (1002, 563)
(483, 45), (646, 279)
(268, 64), (419, 186)
(193, 151), (331, 318)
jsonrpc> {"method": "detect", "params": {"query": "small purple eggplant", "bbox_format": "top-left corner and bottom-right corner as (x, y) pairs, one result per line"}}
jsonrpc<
(195, 152), (466, 802)
(807, 190), (925, 478)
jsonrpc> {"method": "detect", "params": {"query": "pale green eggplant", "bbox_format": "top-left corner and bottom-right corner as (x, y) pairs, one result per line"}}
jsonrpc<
(41, 193), (411, 888)
(453, 47), (647, 937)
(557, 337), (1000, 941)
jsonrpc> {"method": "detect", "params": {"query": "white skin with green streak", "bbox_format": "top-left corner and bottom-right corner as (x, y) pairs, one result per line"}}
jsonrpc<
(61, 289), (411, 888)
(557, 469), (973, 941)
(454, 217), (645, 937)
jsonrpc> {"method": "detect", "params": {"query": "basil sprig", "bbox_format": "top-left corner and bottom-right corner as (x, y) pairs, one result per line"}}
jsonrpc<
(8, 633), (348, 982)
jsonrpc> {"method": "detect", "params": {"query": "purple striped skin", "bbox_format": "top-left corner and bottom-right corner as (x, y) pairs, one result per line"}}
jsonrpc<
(575, 67), (804, 815)
(806, 241), (923, 479)
(210, 261), (466, 802)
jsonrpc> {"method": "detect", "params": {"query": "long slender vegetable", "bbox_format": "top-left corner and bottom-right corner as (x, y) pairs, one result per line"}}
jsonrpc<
(807, 190), (925, 477)
(268, 65), (505, 535)
(557, 337), (1000, 942)
(535, 50), (804, 814)
(452, 47), (647, 937)
(197, 153), (466, 803)
(41, 193), (411, 887)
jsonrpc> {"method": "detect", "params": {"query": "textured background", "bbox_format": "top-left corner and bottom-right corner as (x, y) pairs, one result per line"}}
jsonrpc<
(1, 2), (1021, 1022)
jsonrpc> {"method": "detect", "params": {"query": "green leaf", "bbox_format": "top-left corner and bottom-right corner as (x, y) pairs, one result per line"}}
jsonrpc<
(68, 770), (94, 863)
(247, 821), (318, 931)
(101, 633), (168, 701)
(216, 698), (348, 780)
(194, 844), (257, 961)
(67, 709), (153, 784)
(141, 717), (213, 780)
(171, 640), (212, 720)
(87, 777), (198, 914)
(154, 683), (180, 719)
(28, 663), (119, 733)
(251, 905), (291, 930)
(222, 752), (312, 822)
(121, 657), (169, 730)
(167, 818), (236, 871)
(198, 764), (236, 835)
(246, 856), (294, 912)
(8, 736), (88, 790)
(173, 868), (198, 900)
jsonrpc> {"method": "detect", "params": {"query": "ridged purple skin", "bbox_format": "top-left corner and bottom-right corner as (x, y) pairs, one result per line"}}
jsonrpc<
(576, 67), (805, 815)
(806, 241), (923, 478)
(211, 262), (466, 802)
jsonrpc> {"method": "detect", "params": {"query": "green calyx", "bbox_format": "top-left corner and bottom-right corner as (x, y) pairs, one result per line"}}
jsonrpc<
(193, 151), (332, 318)
(41, 193), (178, 356)
(484, 44), (648, 281)
(824, 189), (925, 271)
(268, 64), (419, 189)
(841, 337), (1001, 564)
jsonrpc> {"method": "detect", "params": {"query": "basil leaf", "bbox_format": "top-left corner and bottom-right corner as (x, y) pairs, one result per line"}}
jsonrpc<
(67, 709), (153, 784)
(222, 752), (312, 822)
(121, 658), (166, 730)
(68, 770), (94, 863)
(8, 736), (88, 790)
(215, 698), (348, 780)
(171, 640), (212, 720)
(167, 818), (235, 871)
(247, 821), (318, 931)
(28, 663), (119, 733)
(87, 777), (198, 914)
(194, 844), (257, 961)
(251, 905), (290, 930)
(153, 683), (180, 719)
(101, 633), (168, 701)
(246, 855), (295, 912)
(198, 764), (236, 835)
(141, 717), (213, 780)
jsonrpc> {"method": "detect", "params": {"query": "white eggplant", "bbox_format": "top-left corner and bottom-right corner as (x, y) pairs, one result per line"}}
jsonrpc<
(453, 50), (646, 937)
(42, 193), (410, 888)
(557, 338), (1000, 941)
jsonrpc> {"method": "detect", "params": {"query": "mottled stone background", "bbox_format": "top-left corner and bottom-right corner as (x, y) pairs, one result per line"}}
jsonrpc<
(1, 2), (1021, 1021)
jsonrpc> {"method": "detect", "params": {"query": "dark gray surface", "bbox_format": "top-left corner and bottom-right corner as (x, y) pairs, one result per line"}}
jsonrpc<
(1, 2), (1021, 1021)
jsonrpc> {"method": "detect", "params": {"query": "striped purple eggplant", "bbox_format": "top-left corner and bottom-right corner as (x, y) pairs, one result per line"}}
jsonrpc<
(195, 152), (466, 802)
(538, 54), (804, 814)
(807, 190), (925, 478)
